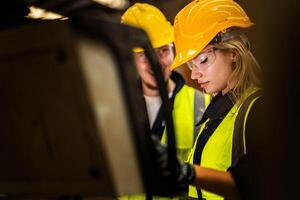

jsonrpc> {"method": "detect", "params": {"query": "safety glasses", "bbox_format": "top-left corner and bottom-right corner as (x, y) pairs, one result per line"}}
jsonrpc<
(187, 47), (219, 71)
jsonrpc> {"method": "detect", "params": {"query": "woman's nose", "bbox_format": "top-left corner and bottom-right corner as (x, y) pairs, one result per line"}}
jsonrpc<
(190, 67), (202, 80)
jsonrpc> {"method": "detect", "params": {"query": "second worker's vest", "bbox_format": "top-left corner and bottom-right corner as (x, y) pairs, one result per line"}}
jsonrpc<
(120, 86), (210, 200)
(161, 85), (210, 161)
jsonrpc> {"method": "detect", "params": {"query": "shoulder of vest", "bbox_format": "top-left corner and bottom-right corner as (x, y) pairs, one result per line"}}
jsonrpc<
(180, 84), (194, 92)
(175, 84), (195, 98)
(232, 88), (262, 165)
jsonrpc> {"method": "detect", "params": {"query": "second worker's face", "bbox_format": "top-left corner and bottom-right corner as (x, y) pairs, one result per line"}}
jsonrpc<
(133, 44), (174, 89)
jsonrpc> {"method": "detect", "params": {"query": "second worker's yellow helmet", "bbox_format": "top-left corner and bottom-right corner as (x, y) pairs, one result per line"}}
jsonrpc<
(170, 0), (254, 70)
(121, 3), (173, 52)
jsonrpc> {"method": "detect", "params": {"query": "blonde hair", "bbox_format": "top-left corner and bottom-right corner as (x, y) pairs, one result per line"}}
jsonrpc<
(214, 34), (262, 103)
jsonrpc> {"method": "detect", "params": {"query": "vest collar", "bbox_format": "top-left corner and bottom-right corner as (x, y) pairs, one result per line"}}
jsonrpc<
(169, 71), (185, 98)
(198, 91), (235, 124)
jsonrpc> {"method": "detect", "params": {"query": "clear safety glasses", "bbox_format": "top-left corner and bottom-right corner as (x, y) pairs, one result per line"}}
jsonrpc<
(187, 47), (219, 71)
(135, 44), (174, 62)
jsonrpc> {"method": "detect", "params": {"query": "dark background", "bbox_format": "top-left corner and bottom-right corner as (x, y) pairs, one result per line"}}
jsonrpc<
(1, 0), (299, 199)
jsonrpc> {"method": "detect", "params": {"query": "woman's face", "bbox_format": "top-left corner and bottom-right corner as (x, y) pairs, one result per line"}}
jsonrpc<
(188, 45), (235, 94)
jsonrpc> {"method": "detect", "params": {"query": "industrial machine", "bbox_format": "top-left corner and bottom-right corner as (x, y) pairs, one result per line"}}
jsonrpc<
(0, 0), (176, 198)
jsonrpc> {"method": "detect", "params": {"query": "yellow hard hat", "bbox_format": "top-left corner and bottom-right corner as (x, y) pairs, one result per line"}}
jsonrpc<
(170, 0), (254, 70)
(121, 3), (173, 52)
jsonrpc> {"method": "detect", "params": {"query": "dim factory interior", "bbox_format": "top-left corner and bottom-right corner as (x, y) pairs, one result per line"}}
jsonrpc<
(0, 0), (299, 200)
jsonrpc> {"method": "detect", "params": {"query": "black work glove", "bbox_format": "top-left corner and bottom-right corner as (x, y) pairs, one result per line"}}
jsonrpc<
(150, 135), (196, 197)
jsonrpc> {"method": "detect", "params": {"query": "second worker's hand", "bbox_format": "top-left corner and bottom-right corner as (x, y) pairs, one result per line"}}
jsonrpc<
(150, 135), (196, 197)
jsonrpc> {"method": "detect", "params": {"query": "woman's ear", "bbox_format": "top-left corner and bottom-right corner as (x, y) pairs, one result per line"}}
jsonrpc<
(230, 49), (237, 62)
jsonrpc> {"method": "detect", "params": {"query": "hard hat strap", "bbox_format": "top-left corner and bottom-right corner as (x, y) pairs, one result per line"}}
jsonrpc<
(210, 28), (251, 50)
(211, 28), (247, 43)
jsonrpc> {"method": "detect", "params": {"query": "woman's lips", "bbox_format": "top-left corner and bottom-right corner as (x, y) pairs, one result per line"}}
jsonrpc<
(199, 81), (209, 88)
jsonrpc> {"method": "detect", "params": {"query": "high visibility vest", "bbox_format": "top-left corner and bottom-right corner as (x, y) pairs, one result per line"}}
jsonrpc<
(161, 85), (210, 161)
(188, 88), (261, 200)
(120, 86), (209, 200)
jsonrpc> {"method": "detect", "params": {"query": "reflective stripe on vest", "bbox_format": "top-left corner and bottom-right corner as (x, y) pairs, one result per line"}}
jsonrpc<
(188, 88), (261, 200)
(161, 85), (208, 161)
(193, 90), (206, 142)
